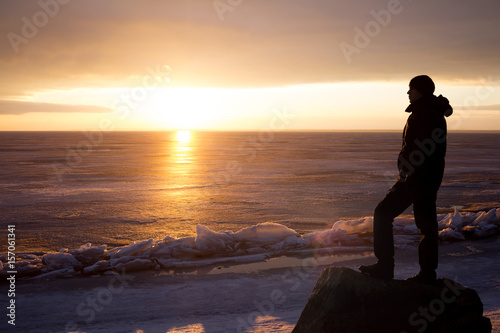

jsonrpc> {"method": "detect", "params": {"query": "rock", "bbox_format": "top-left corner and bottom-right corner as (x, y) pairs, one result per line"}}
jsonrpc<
(292, 266), (492, 333)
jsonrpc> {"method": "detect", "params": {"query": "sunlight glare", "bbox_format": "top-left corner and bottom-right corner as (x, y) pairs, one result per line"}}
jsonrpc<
(146, 88), (223, 129)
(175, 130), (192, 144)
(173, 130), (193, 165)
(166, 323), (205, 333)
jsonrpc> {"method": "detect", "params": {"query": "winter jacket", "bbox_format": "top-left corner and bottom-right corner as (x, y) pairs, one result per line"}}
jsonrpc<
(397, 95), (453, 189)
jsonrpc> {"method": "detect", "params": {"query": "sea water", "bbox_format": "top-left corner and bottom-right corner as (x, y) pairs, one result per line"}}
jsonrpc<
(0, 131), (499, 253)
(1, 131), (500, 333)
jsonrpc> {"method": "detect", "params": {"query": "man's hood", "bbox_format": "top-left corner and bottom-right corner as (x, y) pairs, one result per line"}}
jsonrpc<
(405, 95), (453, 117)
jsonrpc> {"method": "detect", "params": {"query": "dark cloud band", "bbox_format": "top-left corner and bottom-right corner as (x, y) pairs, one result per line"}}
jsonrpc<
(0, 100), (113, 115)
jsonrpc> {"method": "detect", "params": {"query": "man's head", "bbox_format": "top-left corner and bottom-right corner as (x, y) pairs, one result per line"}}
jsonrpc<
(407, 75), (435, 103)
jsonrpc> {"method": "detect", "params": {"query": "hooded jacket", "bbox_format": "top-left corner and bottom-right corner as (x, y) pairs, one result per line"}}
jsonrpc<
(397, 94), (453, 189)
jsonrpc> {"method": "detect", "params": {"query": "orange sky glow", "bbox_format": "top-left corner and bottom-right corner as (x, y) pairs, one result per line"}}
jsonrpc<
(1, 0), (499, 131)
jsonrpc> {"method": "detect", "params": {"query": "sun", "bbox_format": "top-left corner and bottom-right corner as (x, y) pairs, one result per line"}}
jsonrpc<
(147, 87), (223, 129)
(175, 130), (191, 144)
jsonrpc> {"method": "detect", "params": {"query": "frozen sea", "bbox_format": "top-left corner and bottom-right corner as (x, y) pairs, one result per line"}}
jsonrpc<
(0, 131), (499, 332)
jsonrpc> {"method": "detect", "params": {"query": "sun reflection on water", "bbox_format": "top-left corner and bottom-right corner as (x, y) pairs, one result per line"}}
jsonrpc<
(175, 130), (191, 144)
(166, 323), (205, 333)
(174, 130), (192, 164)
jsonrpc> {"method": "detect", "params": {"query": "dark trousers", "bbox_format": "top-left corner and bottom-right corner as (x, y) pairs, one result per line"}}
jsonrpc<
(373, 181), (439, 272)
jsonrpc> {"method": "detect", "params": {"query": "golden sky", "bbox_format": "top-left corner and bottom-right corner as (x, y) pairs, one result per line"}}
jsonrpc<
(1, 0), (499, 130)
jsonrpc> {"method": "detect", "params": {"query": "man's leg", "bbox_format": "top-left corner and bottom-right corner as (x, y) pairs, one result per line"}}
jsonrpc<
(359, 182), (412, 279)
(413, 192), (439, 275)
(373, 183), (413, 264)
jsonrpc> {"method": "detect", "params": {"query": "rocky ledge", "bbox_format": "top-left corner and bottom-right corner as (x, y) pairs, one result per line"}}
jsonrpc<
(292, 266), (491, 333)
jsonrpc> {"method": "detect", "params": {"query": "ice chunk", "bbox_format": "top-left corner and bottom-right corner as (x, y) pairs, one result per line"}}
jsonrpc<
(331, 217), (373, 234)
(114, 258), (155, 272)
(475, 224), (498, 238)
(42, 253), (81, 270)
(234, 222), (298, 244)
(308, 217), (372, 247)
(307, 229), (346, 247)
(109, 255), (137, 267)
(69, 243), (107, 258)
(439, 228), (465, 241)
(268, 235), (308, 251)
(16, 259), (42, 268)
(83, 260), (110, 275)
(450, 207), (464, 229)
(438, 212), (453, 230)
(107, 239), (154, 258)
(473, 209), (497, 226)
(187, 223), (301, 257)
(195, 224), (235, 253)
(437, 210), (465, 231)
(144, 237), (196, 257)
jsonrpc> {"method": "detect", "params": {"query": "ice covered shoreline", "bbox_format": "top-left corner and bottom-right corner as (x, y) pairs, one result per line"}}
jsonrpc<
(1, 208), (499, 281)
(10, 234), (500, 333)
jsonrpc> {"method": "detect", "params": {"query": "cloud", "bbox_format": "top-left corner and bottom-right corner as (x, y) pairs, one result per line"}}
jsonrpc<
(0, 100), (114, 115)
(0, 0), (499, 98)
(455, 104), (500, 111)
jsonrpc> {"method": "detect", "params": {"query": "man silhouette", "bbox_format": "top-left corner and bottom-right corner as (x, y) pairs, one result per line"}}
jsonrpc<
(359, 75), (453, 284)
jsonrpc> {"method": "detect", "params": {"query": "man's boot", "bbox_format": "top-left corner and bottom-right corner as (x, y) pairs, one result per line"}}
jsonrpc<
(405, 269), (437, 284)
(358, 260), (394, 280)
